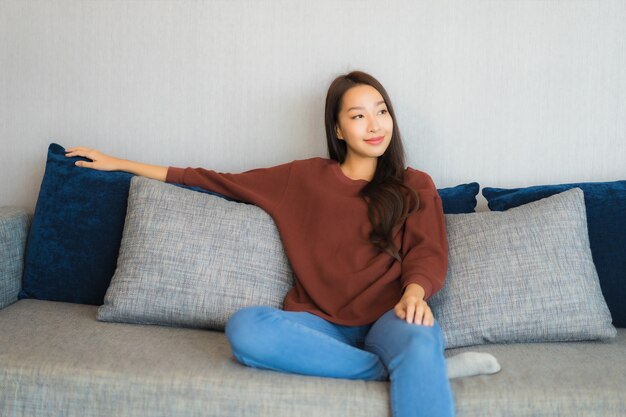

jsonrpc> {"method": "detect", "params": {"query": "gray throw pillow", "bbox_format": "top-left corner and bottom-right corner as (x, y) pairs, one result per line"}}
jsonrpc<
(430, 188), (616, 349)
(97, 177), (294, 330)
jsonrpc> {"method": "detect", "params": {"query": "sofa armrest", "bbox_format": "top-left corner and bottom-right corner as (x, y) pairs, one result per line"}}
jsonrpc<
(0, 207), (32, 310)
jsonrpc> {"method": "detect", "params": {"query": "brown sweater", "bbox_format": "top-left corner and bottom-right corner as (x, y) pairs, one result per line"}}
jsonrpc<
(166, 157), (448, 326)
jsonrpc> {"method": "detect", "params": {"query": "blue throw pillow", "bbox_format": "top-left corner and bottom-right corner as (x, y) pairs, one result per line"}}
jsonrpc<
(483, 181), (626, 328)
(20, 144), (134, 305)
(437, 182), (479, 214)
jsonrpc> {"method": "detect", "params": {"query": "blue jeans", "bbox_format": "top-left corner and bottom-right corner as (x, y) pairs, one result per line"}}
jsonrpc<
(225, 306), (455, 417)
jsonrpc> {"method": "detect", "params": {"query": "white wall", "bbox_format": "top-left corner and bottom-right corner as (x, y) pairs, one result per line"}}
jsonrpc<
(2, 0), (625, 211)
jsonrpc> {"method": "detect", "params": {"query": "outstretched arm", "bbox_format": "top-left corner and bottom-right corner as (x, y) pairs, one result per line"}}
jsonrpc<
(65, 147), (168, 182)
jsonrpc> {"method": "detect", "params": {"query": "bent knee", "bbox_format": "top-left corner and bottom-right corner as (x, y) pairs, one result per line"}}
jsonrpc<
(225, 306), (280, 362)
(403, 324), (445, 355)
(225, 306), (276, 340)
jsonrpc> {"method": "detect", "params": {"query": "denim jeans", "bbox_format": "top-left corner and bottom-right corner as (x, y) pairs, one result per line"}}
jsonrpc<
(225, 306), (455, 417)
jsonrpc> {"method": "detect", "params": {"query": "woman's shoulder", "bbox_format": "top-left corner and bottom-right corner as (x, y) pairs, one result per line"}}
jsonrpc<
(403, 167), (437, 192)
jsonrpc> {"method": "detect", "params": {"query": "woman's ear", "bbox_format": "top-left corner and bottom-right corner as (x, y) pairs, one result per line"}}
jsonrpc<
(335, 124), (344, 140)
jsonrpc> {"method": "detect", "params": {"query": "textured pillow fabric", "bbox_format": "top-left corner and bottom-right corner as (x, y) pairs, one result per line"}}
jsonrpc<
(20, 143), (133, 305)
(97, 177), (294, 330)
(483, 181), (626, 328)
(429, 188), (616, 349)
(437, 182), (479, 214)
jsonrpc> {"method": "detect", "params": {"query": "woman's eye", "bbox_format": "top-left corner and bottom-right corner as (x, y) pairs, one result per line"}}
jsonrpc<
(379, 109), (388, 115)
(351, 114), (364, 119)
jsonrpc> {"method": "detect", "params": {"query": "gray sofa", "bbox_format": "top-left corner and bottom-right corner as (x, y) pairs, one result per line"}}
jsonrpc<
(1, 196), (625, 417)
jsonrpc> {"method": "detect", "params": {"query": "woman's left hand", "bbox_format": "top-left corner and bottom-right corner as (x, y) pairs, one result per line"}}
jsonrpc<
(394, 283), (434, 326)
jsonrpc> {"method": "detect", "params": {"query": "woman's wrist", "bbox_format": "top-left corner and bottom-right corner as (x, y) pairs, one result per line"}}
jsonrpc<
(403, 283), (426, 300)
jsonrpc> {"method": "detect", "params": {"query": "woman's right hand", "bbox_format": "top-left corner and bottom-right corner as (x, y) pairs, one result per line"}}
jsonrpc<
(65, 147), (124, 171)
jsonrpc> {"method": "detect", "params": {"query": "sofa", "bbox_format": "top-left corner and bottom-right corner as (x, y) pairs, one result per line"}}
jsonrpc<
(1, 144), (625, 417)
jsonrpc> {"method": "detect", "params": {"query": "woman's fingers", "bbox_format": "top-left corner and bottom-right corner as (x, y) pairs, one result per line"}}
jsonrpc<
(66, 147), (96, 168)
(65, 147), (104, 162)
(415, 303), (434, 327)
(405, 301), (416, 324)
(423, 307), (434, 327)
(395, 297), (435, 327)
(394, 305), (406, 321)
(74, 160), (93, 168)
(409, 300), (434, 326)
(65, 147), (115, 171)
(415, 303), (430, 326)
(65, 147), (90, 158)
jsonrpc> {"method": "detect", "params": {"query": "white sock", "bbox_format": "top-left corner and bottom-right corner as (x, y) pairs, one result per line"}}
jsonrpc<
(446, 352), (501, 379)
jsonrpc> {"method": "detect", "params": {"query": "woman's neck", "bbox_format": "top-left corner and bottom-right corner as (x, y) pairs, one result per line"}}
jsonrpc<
(340, 157), (377, 182)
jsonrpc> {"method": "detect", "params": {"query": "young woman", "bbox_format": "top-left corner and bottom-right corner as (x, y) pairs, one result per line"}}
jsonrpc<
(66, 71), (499, 417)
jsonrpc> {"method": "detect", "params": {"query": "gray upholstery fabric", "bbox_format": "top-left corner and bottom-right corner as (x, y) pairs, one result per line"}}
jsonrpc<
(430, 188), (616, 348)
(2, 299), (625, 417)
(2, 300), (389, 417)
(0, 207), (31, 309)
(98, 177), (294, 330)
(446, 333), (626, 417)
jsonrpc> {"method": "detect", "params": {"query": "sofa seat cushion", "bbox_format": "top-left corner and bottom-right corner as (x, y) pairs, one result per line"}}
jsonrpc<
(1, 300), (625, 417)
(0, 300), (389, 417)
(447, 335), (626, 417)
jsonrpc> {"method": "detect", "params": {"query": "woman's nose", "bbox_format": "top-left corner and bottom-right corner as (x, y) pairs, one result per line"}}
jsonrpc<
(368, 118), (380, 133)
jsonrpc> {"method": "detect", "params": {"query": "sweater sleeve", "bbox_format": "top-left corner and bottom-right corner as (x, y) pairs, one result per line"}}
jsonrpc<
(400, 171), (449, 300)
(165, 162), (293, 215)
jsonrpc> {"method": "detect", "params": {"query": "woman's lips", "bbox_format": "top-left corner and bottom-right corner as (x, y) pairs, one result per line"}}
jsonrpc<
(365, 136), (384, 145)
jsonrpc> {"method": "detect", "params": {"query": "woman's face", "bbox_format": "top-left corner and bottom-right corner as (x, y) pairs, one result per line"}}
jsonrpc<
(335, 84), (393, 164)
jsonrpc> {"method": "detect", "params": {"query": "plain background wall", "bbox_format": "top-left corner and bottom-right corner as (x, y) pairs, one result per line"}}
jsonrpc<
(1, 0), (625, 211)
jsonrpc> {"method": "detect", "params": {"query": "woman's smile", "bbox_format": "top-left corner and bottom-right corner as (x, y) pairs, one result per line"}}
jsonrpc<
(364, 136), (385, 145)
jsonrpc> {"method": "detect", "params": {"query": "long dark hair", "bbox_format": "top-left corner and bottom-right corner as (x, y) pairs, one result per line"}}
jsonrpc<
(325, 71), (419, 260)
